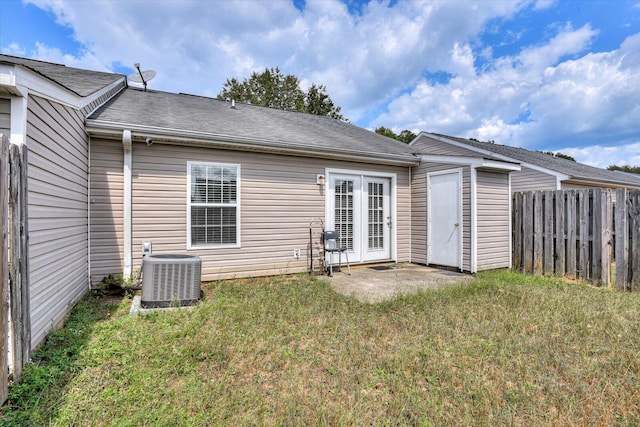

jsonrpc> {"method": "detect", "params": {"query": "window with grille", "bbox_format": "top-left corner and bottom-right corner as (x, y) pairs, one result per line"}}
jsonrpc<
(368, 182), (384, 250)
(334, 179), (354, 250)
(188, 162), (240, 248)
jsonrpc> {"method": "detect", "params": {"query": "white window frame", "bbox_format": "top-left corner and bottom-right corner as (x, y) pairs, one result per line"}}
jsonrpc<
(187, 161), (241, 249)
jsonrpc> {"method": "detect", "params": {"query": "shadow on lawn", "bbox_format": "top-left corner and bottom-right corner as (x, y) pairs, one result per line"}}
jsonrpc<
(0, 291), (125, 426)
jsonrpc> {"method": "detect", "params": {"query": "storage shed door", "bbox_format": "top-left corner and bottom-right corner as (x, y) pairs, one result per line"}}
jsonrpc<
(428, 170), (462, 268)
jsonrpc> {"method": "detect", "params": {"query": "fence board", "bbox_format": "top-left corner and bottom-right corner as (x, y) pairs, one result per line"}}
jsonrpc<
(514, 188), (638, 291)
(592, 189), (602, 283)
(9, 144), (30, 382)
(631, 191), (640, 290)
(533, 191), (543, 275)
(544, 191), (554, 275)
(0, 136), (9, 404)
(554, 190), (565, 276)
(566, 190), (577, 279)
(578, 190), (589, 281)
(601, 190), (612, 287)
(523, 192), (534, 273)
(513, 192), (523, 271)
(615, 189), (629, 289)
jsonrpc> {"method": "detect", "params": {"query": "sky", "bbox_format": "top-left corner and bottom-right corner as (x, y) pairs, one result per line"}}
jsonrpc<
(1, 0), (639, 168)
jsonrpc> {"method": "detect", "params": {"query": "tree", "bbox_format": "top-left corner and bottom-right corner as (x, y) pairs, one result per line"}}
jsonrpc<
(540, 151), (576, 162)
(607, 165), (640, 174)
(218, 67), (345, 120)
(374, 127), (416, 144)
(374, 126), (397, 139)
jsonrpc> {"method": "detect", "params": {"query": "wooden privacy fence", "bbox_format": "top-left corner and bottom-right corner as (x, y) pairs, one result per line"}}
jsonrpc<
(0, 134), (32, 404)
(1, 135), (9, 404)
(512, 188), (640, 290)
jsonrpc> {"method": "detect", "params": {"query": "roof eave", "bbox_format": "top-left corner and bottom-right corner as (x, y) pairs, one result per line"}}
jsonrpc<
(85, 119), (420, 167)
(564, 177), (640, 189)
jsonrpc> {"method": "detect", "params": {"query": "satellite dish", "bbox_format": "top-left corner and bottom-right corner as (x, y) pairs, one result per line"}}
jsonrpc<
(128, 63), (156, 91)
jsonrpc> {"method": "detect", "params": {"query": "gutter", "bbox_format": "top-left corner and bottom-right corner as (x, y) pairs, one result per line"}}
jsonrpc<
(85, 120), (421, 167)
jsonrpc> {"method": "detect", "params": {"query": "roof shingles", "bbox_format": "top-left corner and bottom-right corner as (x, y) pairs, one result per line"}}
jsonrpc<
(0, 54), (124, 97)
(88, 88), (418, 162)
(425, 133), (640, 187)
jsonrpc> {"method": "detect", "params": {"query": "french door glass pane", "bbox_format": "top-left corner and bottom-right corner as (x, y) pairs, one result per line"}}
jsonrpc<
(334, 179), (354, 250)
(368, 182), (384, 250)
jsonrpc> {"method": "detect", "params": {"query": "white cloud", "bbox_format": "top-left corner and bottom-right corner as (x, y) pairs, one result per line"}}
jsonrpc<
(376, 24), (640, 165)
(557, 142), (640, 168)
(17, 0), (531, 118)
(5, 0), (639, 166)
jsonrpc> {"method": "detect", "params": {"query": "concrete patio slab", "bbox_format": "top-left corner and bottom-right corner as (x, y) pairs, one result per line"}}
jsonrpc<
(324, 263), (474, 303)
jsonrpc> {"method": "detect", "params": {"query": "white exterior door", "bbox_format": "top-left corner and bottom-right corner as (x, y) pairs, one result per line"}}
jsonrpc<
(362, 177), (390, 262)
(428, 170), (462, 268)
(327, 173), (392, 263)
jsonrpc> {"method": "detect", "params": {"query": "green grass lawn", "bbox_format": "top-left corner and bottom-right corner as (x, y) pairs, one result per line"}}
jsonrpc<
(2, 270), (640, 426)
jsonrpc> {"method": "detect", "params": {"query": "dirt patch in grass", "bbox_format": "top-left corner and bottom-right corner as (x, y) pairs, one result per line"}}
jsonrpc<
(2, 270), (640, 425)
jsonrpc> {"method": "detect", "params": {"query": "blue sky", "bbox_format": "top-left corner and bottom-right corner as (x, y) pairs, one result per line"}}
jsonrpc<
(1, 0), (640, 167)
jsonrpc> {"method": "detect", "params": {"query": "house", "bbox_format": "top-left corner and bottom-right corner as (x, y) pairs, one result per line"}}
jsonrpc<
(85, 88), (420, 283)
(410, 132), (640, 194)
(5, 54), (635, 356)
(1, 54), (126, 350)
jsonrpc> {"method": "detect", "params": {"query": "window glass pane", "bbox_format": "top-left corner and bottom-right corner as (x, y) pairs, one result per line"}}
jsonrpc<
(191, 165), (207, 203)
(190, 163), (238, 246)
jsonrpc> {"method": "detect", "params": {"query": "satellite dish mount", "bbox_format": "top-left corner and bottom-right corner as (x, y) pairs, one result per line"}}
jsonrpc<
(129, 63), (156, 92)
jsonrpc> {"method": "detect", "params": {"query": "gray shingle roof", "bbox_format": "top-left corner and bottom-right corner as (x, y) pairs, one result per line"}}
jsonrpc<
(425, 133), (640, 187)
(0, 54), (124, 97)
(88, 88), (418, 164)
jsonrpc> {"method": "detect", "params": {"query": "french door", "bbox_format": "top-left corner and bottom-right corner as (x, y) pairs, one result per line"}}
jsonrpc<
(327, 173), (391, 263)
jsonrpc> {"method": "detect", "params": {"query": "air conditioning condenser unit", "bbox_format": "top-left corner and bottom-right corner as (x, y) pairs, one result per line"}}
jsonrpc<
(141, 254), (202, 308)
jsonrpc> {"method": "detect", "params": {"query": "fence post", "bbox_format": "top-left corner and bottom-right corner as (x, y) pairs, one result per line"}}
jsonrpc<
(0, 135), (9, 404)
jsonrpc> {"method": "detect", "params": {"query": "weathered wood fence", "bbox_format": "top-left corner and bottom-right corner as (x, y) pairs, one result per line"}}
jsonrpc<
(1, 135), (9, 404)
(513, 188), (640, 290)
(1, 134), (32, 404)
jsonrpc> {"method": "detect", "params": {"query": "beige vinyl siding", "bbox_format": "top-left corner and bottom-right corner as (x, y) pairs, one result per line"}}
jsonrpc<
(89, 139), (123, 282)
(411, 162), (471, 271)
(0, 97), (9, 136)
(561, 182), (629, 203)
(511, 166), (557, 192)
(89, 139), (411, 281)
(410, 164), (427, 264)
(476, 170), (511, 270)
(411, 134), (480, 156)
(26, 95), (89, 348)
